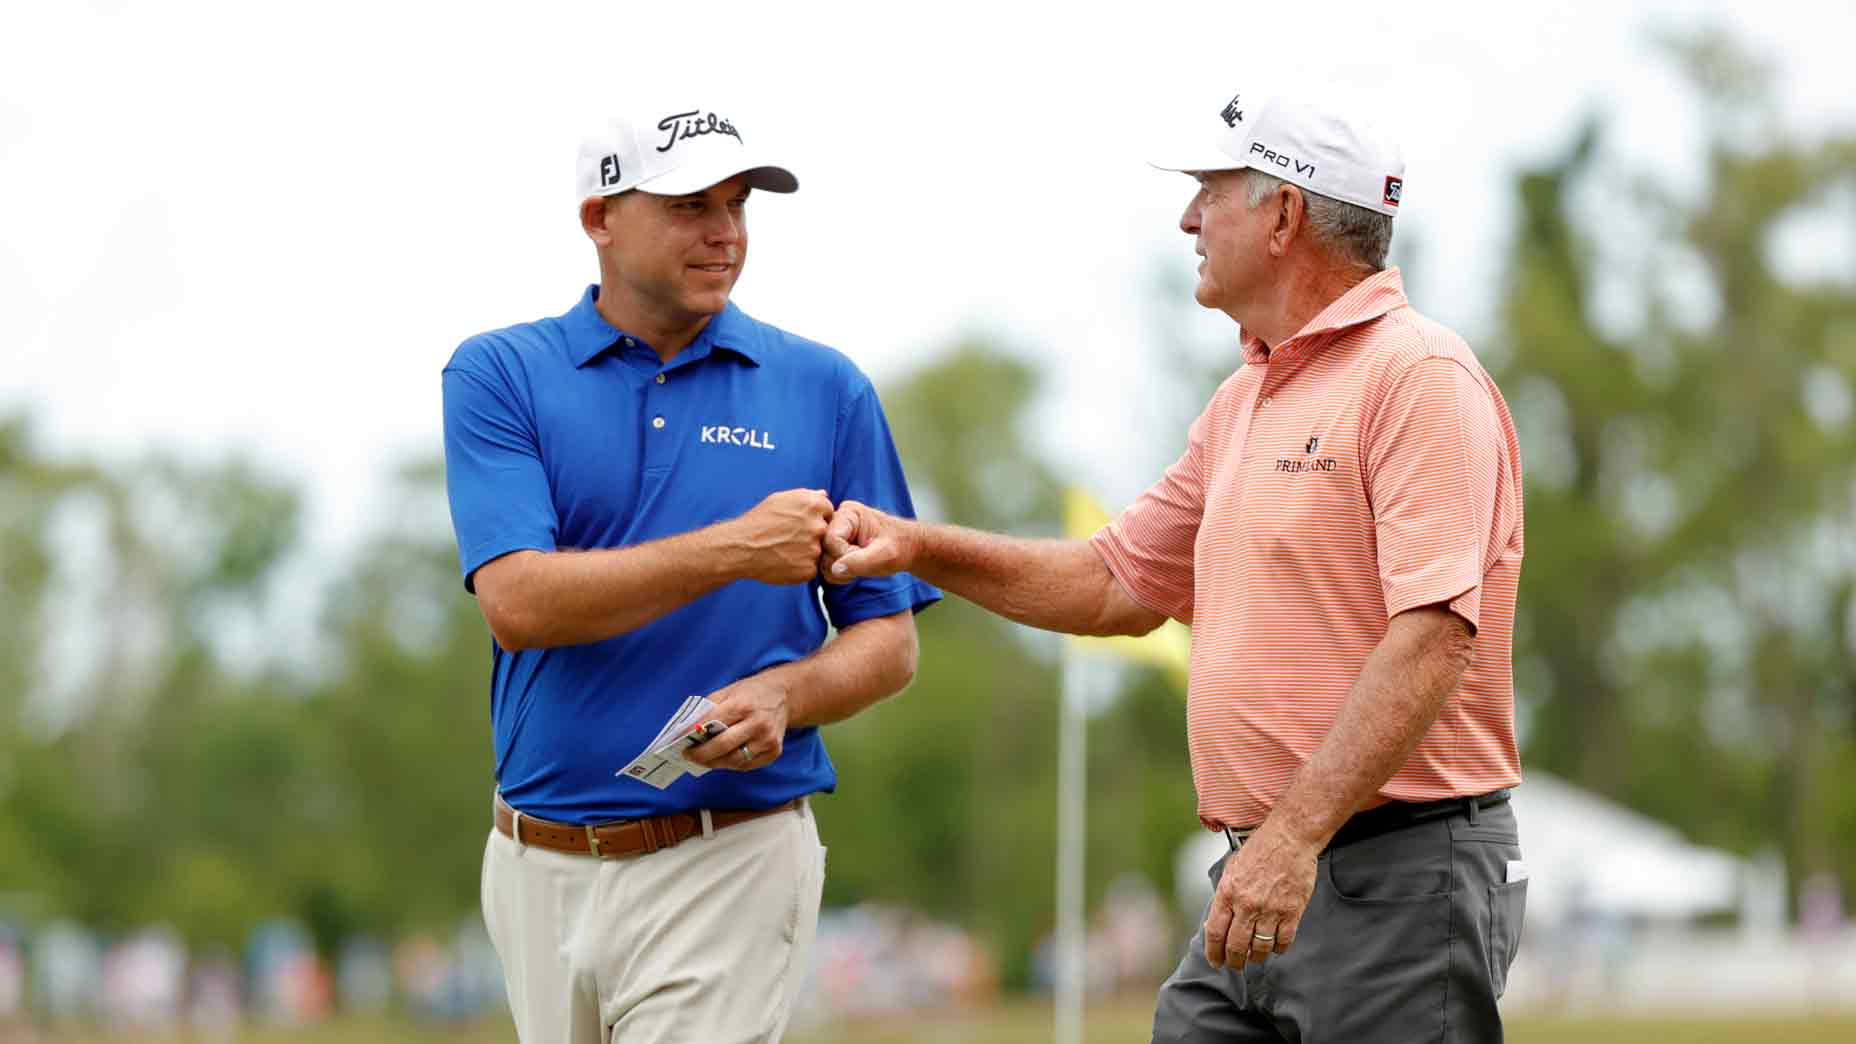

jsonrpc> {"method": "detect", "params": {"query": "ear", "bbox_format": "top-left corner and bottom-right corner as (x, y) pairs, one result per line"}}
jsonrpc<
(580, 196), (614, 245)
(1269, 184), (1305, 258)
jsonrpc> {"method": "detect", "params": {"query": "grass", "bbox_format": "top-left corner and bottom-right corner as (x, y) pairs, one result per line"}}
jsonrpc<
(795, 1003), (1856, 1044)
(17, 1000), (1856, 1042)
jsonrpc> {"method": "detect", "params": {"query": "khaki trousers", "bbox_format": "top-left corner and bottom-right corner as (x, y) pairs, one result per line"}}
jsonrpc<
(481, 800), (825, 1043)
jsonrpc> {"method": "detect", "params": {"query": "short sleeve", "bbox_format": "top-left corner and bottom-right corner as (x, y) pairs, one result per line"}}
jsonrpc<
(821, 377), (942, 628)
(1363, 357), (1502, 632)
(1089, 407), (1208, 625)
(441, 357), (561, 592)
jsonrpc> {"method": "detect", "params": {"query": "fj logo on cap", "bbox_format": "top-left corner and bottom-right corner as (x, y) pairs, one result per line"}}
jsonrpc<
(1384, 176), (1403, 207)
(1220, 93), (1244, 127)
(599, 155), (622, 188)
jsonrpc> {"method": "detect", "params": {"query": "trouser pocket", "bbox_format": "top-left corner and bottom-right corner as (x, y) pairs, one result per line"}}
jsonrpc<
(1487, 878), (1528, 998)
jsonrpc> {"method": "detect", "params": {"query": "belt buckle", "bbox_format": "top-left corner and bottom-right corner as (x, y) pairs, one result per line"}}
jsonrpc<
(1222, 826), (1254, 851)
(585, 824), (604, 858)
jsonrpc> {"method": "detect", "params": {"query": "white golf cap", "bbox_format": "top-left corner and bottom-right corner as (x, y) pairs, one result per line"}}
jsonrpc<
(575, 106), (798, 200)
(1150, 89), (1405, 217)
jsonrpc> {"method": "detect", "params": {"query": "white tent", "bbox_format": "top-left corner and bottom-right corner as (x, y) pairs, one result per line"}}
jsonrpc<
(1504, 772), (1751, 925)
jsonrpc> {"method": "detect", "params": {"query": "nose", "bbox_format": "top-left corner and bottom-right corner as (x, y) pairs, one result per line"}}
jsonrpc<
(1180, 193), (1201, 237)
(704, 207), (743, 247)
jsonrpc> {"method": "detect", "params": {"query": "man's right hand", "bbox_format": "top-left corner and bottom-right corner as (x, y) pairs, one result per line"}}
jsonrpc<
(724, 489), (835, 585)
(822, 499), (915, 583)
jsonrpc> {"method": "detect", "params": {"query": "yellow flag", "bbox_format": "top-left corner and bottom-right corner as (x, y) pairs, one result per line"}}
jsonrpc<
(1063, 487), (1190, 689)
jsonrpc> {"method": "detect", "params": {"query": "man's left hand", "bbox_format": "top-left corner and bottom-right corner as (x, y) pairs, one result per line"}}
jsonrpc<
(1203, 824), (1320, 970)
(683, 671), (792, 771)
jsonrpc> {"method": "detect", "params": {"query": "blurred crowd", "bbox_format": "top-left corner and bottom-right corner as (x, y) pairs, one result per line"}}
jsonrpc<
(0, 879), (1180, 1034)
(793, 875), (1175, 1029)
(0, 917), (503, 1034)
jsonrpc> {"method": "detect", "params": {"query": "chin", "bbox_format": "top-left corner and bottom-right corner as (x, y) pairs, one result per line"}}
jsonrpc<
(682, 289), (732, 316)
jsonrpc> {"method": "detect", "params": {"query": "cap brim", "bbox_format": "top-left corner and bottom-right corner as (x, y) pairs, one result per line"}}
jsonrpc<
(639, 155), (798, 196)
(1147, 142), (1248, 175)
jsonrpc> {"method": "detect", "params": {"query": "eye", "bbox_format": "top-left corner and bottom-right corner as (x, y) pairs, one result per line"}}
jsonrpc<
(672, 200), (703, 212)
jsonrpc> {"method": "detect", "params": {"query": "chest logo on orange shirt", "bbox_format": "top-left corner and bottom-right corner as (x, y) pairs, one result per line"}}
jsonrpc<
(1275, 435), (1337, 474)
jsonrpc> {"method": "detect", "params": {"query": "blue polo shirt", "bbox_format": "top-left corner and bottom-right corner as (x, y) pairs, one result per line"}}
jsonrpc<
(442, 286), (939, 824)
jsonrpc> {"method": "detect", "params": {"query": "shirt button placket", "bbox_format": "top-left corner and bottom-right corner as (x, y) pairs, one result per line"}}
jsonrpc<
(644, 356), (673, 471)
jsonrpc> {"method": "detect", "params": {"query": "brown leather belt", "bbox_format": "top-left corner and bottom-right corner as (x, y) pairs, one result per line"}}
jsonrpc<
(494, 792), (801, 859)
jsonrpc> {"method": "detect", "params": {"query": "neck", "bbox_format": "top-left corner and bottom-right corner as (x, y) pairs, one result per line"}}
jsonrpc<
(593, 270), (717, 364)
(1235, 254), (1371, 351)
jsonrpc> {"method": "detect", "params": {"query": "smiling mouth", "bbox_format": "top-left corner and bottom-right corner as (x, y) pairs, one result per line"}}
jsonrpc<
(690, 262), (734, 273)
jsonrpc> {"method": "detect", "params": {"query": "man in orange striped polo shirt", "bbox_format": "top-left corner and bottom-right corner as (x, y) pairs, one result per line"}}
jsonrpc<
(824, 88), (1527, 1041)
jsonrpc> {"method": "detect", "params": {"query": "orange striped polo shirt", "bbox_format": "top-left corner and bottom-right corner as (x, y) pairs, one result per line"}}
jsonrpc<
(1092, 268), (1524, 830)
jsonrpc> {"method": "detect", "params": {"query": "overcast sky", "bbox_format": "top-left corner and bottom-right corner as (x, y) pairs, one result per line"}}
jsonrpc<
(4, 0), (1852, 559)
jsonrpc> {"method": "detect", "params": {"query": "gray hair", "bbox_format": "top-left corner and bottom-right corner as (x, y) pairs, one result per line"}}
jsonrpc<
(1243, 169), (1392, 273)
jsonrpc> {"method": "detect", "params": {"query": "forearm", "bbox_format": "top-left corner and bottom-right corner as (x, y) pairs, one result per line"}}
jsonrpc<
(478, 526), (745, 650)
(1262, 607), (1474, 846)
(903, 522), (1151, 636)
(766, 612), (919, 727)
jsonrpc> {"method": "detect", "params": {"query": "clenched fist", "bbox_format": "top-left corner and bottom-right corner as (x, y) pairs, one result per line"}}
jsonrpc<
(821, 499), (915, 583)
(724, 489), (834, 585)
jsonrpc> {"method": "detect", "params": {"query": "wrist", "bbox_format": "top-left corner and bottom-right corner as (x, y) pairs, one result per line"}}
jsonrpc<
(1258, 800), (1334, 855)
(896, 517), (925, 573)
(757, 664), (801, 721)
(702, 519), (756, 582)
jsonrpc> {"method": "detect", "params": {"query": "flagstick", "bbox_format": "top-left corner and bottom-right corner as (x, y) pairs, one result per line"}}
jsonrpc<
(1054, 487), (1190, 1042)
(1056, 647), (1087, 1044)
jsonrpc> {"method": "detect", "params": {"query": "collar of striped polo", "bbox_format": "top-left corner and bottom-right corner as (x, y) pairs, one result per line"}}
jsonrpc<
(1240, 266), (1408, 365)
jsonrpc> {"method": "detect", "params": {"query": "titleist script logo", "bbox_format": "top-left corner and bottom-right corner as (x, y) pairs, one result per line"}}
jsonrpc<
(701, 425), (776, 450)
(599, 154), (622, 188)
(1220, 93), (1244, 127)
(656, 110), (743, 153)
(1249, 140), (1315, 178)
(1384, 176), (1403, 207)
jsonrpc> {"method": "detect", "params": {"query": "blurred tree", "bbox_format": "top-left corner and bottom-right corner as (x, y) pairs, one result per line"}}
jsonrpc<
(297, 457), (497, 947)
(820, 343), (1068, 985)
(2, 24), (1847, 988)
(818, 342), (1199, 987)
(0, 435), (305, 938)
(1491, 31), (1856, 899)
(0, 415), (86, 913)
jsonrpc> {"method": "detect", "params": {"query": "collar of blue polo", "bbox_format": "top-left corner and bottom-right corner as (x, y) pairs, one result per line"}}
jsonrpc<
(565, 285), (762, 369)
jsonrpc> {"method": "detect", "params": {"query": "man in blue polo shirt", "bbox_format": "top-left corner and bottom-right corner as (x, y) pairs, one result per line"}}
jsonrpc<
(441, 105), (938, 1043)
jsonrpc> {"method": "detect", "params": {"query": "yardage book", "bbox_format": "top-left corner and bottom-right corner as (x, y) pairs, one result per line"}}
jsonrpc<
(615, 694), (727, 790)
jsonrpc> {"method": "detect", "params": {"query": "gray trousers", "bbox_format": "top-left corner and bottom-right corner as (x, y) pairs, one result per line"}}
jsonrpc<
(1153, 800), (1527, 1043)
